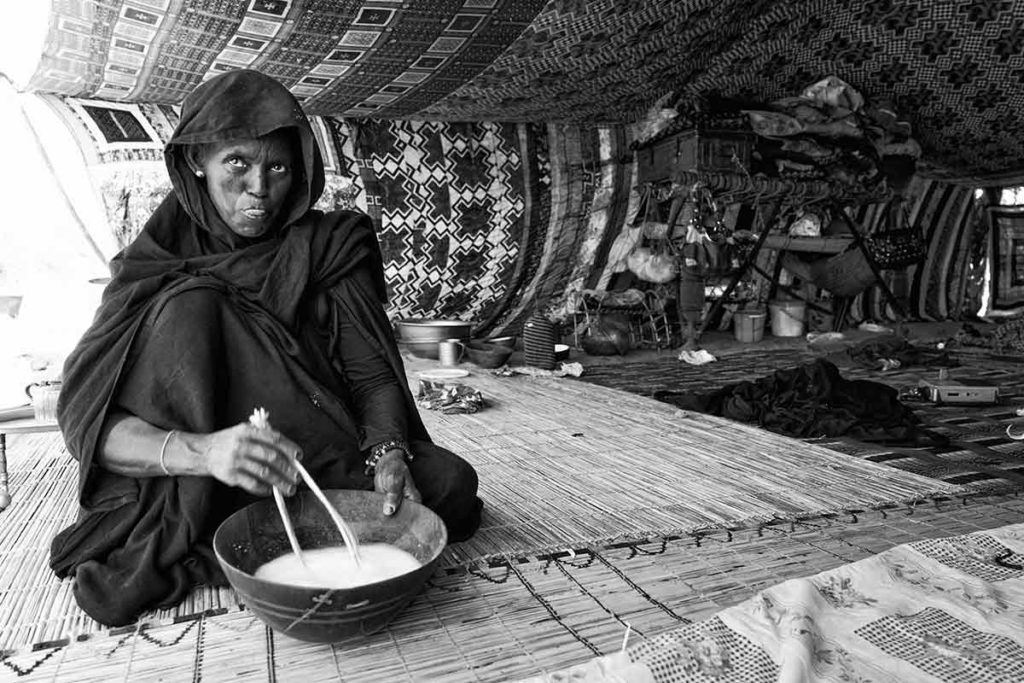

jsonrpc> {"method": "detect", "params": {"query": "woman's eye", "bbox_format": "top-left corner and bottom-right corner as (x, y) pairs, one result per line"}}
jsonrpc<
(226, 157), (246, 168)
(270, 163), (289, 173)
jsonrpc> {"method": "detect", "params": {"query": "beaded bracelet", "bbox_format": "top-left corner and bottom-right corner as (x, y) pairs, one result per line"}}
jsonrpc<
(364, 439), (413, 476)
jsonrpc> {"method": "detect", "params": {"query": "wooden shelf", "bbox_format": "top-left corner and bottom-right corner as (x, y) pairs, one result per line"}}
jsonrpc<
(761, 235), (854, 254)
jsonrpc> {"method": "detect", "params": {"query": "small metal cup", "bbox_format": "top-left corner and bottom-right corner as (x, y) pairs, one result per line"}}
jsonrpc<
(437, 339), (465, 367)
(25, 382), (61, 422)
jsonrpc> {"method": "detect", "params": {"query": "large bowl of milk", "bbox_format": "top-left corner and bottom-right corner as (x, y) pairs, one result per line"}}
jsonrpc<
(213, 489), (448, 643)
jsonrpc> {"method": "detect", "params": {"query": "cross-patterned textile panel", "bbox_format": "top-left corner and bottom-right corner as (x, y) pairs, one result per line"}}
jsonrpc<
(23, 0), (1024, 184)
(343, 119), (639, 335)
(350, 118), (533, 326)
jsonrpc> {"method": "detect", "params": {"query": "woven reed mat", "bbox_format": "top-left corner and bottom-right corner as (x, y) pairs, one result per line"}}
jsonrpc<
(409, 367), (963, 566)
(1, 366), (966, 678)
(576, 347), (1024, 493)
(4, 489), (1021, 681)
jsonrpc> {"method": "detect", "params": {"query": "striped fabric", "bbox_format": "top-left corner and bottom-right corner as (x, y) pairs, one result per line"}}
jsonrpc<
(847, 179), (985, 324)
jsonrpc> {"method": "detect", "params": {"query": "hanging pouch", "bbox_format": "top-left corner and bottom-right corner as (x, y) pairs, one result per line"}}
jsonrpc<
(675, 188), (734, 279)
(865, 199), (926, 269)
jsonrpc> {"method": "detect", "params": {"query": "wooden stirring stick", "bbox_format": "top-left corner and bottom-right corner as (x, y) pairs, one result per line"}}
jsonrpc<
(249, 408), (362, 567)
(291, 460), (362, 566)
(250, 409), (307, 567)
(272, 486), (307, 568)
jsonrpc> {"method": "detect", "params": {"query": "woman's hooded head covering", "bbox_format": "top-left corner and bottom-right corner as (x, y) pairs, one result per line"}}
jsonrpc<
(163, 69), (326, 247)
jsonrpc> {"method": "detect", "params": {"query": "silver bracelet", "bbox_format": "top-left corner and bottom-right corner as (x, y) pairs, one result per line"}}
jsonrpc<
(159, 430), (177, 476)
(364, 439), (412, 476)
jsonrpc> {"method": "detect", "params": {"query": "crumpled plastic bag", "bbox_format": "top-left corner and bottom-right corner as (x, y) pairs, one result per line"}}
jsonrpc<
(807, 331), (846, 345)
(416, 380), (486, 414)
(678, 348), (716, 365)
(493, 362), (585, 378)
(788, 211), (822, 237)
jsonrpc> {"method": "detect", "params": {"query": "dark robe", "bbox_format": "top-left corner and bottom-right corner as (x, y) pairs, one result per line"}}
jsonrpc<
(50, 69), (481, 626)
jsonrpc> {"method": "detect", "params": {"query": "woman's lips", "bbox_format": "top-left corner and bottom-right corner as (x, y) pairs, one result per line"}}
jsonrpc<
(242, 208), (269, 220)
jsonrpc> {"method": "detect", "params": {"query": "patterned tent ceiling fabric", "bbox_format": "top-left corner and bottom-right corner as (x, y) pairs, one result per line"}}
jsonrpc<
(21, 0), (1024, 184)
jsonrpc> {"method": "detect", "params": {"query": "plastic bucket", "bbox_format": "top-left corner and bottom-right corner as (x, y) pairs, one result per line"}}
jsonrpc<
(733, 310), (766, 343)
(768, 300), (806, 337)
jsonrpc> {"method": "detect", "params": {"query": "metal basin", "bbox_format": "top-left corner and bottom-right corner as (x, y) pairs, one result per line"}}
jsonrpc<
(394, 318), (472, 359)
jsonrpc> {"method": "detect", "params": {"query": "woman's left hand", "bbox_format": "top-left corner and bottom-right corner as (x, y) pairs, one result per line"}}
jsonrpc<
(373, 449), (421, 516)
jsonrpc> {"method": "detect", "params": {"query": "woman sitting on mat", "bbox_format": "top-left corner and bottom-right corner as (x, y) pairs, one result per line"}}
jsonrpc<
(50, 69), (483, 627)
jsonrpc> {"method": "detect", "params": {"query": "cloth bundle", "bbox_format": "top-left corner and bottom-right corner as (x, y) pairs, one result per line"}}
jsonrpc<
(655, 358), (946, 446)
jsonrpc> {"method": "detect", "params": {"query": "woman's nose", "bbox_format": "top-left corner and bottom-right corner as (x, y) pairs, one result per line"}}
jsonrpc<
(245, 167), (268, 196)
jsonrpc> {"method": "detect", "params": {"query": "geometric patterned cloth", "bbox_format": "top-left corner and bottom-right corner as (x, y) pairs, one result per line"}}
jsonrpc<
(521, 522), (1024, 683)
(21, 0), (1024, 184)
(349, 119), (531, 324)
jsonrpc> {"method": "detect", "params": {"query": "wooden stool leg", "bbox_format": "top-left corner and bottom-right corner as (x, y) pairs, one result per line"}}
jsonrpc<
(678, 274), (704, 350)
(832, 297), (852, 332)
(0, 433), (10, 510)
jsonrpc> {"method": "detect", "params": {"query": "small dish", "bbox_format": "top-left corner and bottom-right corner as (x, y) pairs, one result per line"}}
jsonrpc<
(416, 368), (470, 381)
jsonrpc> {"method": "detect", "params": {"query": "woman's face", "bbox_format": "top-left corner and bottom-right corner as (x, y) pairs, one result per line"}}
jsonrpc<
(194, 131), (295, 238)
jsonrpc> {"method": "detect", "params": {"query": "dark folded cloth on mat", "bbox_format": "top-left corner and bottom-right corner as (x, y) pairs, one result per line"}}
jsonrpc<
(825, 336), (959, 371)
(655, 358), (946, 446)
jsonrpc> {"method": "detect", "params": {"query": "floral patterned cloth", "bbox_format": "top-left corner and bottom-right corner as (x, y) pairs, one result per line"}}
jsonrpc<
(522, 523), (1024, 682)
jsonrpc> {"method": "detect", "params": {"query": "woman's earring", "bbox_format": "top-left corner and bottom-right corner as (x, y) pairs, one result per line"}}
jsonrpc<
(196, 171), (205, 178)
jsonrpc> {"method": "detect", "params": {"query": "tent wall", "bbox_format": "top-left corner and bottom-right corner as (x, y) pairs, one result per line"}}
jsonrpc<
(33, 93), (984, 335)
(15, 0), (1024, 187)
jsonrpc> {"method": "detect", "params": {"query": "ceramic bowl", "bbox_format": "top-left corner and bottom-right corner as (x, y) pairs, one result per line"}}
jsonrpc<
(464, 340), (514, 368)
(484, 336), (516, 348)
(213, 490), (447, 643)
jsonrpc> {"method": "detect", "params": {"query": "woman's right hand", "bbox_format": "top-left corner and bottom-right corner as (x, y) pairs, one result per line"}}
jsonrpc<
(201, 423), (302, 496)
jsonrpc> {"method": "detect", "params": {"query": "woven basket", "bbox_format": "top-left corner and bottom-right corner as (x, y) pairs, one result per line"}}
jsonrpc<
(523, 312), (556, 370)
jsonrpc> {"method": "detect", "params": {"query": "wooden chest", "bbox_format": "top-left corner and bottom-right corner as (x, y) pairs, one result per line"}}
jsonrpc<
(636, 129), (754, 184)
